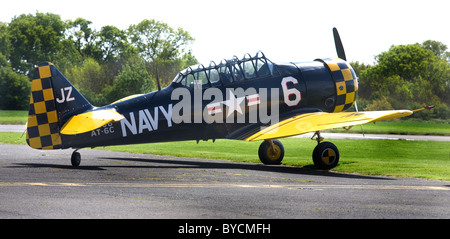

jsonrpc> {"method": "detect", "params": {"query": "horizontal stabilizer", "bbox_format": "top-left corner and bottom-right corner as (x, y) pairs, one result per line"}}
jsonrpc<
(245, 110), (413, 141)
(110, 94), (144, 104)
(60, 109), (124, 135)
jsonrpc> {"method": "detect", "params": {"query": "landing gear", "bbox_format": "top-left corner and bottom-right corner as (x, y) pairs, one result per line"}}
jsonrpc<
(258, 139), (284, 165)
(313, 141), (339, 169)
(71, 150), (81, 167)
(257, 132), (340, 169)
(311, 131), (339, 169)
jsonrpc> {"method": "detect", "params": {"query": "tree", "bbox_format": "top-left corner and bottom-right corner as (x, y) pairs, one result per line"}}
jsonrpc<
(0, 67), (30, 110)
(0, 14), (198, 110)
(350, 61), (371, 99)
(357, 42), (450, 119)
(102, 57), (154, 103)
(128, 19), (194, 90)
(0, 22), (10, 67)
(65, 18), (102, 61)
(422, 40), (450, 61)
(96, 25), (134, 63)
(62, 57), (108, 105)
(7, 12), (66, 76)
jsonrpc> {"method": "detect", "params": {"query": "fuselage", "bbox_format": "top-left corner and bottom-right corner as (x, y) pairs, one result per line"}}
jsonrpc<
(61, 53), (358, 149)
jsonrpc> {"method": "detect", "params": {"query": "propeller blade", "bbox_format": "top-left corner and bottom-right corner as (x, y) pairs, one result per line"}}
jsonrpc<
(333, 27), (347, 61)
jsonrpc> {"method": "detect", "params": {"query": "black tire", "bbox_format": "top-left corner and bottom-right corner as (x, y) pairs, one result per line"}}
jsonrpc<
(312, 142), (339, 169)
(71, 151), (81, 167)
(258, 140), (284, 165)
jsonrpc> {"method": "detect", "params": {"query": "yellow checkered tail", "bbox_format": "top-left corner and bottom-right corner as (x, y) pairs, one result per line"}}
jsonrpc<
(26, 62), (93, 149)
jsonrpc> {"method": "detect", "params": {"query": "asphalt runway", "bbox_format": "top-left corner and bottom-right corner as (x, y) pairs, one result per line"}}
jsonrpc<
(1, 143), (450, 219)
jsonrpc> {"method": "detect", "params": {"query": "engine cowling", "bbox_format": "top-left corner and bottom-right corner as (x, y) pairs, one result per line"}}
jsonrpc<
(293, 58), (358, 113)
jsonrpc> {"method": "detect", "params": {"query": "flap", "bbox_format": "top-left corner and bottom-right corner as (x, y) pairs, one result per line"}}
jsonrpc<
(245, 110), (413, 141)
(60, 109), (124, 135)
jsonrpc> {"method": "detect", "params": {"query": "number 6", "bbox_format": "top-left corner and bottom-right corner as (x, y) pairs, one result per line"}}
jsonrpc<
(281, 76), (301, 107)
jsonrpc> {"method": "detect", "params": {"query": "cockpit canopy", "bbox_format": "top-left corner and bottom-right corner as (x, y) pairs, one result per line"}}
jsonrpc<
(172, 51), (274, 88)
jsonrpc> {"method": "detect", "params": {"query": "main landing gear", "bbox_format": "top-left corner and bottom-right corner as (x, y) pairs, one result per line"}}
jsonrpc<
(258, 139), (285, 165)
(257, 131), (340, 170)
(311, 131), (340, 169)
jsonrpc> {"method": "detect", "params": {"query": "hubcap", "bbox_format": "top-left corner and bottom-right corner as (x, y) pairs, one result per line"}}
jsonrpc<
(321, 148), (336, 165)
(266, 145), (281, 161)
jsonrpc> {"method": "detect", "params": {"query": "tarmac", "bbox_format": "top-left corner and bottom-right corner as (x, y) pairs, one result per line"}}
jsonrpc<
(1, 143), (450, 219)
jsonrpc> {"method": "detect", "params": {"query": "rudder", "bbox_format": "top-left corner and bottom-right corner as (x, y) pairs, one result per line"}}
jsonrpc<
(26, 62), (93, 149)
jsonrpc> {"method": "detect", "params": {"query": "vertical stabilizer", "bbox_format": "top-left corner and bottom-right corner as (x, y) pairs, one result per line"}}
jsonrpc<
(26, 62), (93, 149)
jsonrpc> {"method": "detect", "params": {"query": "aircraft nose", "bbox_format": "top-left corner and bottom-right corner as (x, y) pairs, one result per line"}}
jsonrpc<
(319, 58), (358, 112)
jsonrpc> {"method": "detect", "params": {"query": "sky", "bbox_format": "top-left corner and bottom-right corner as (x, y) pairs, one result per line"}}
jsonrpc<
(1, 0), (449, 65)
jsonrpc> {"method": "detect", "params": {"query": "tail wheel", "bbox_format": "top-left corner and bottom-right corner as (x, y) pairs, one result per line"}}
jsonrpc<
(313, 142), (339, 169)
(258, 139), (284, 165)
(71, 151), (81, 167)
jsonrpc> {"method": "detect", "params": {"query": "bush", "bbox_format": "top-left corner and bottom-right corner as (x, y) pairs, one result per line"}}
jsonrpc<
(363, 96), (394, 111)
(0, 67), (31, 110)
(102, 59), (154, 104)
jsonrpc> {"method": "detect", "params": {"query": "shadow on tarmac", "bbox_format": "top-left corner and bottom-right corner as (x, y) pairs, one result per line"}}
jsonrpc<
(11, 155), (393, 181)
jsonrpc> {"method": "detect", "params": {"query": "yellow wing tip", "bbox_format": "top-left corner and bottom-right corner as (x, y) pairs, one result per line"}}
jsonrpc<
(412, 105), (435, 113)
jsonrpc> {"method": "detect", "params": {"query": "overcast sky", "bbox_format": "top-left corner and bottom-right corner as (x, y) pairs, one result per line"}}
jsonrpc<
(1, 0), (449, 65)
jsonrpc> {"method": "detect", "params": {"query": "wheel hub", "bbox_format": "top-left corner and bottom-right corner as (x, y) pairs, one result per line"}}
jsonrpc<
(321, 148), (336, 164)
(266, 145), (281, 161)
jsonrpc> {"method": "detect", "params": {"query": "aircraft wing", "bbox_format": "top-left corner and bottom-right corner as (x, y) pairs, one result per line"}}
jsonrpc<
(244, 110), (413, 141)
(60, 109), (124, 135)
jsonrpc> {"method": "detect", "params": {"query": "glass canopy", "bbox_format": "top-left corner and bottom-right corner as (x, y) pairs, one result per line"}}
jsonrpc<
(172, 51), (274, 88)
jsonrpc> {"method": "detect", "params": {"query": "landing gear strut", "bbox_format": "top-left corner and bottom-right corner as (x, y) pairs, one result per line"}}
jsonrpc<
(311, 131), (339, 169)
(71, 149), (81, 167)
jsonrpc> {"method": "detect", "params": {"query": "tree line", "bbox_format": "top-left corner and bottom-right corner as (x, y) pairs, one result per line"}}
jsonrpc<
(0, 12), (197, 109)
(352, 40), (450, 121)
(0, 12), (449, 121)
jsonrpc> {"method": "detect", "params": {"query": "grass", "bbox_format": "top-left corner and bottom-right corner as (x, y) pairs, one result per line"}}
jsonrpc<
(0, 132), (27, 144)
(3, 132), (449, 181)
(0, 110), (28, 124)
(326, 120), (450, 136)
(2, 110), (449, 136)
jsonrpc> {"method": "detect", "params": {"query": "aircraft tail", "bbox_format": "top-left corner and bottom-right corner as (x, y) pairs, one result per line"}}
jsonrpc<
(26, 62), (93, 149)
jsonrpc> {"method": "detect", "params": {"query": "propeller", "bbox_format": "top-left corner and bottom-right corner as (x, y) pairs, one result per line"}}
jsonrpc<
(333, 27), (364, 136)
(333, 27), (346, 61)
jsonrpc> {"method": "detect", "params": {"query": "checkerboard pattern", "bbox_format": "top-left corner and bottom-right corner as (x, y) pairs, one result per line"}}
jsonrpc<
(323, 58), (358, 112)
(26, 62), (62, 149)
